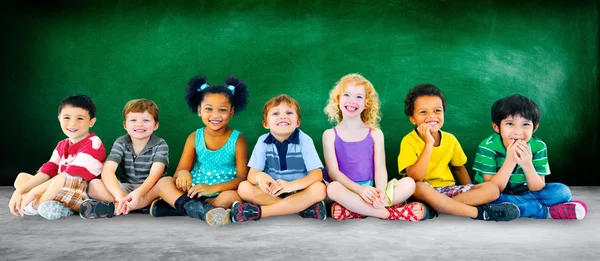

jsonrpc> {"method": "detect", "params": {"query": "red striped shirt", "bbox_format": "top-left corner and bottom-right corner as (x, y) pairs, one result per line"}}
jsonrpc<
(38, 133), (106, 181)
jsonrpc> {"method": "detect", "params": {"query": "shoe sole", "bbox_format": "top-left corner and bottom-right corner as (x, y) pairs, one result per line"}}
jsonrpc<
(149, 199), (161, 217)
(492, 202), (521, 221)
(79, 200), (115, 219)
(205, 208), (230, 228)
(38, 201), (74, 220)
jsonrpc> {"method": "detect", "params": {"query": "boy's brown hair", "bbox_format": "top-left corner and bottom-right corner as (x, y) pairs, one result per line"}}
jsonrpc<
(122, 98), (159, 122)
(262, 94), (301, 123)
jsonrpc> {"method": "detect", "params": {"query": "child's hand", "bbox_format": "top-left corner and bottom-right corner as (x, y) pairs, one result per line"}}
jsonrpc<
(175, 172), (193, 192)
(123, 190), (142, 210)
(269, 179), (294, 197)
(371, 189), (387, 209)
(187, 184), (217, 198)
(18, 192), (37, 217)
(417, 124), (435, 145)
(357, 186), (379, 205)
(257, 174), (276, 194)
(114, 195), (131, 215)
(505, 139), (518, 164)
(8, 190), (22, 216)
(514, 140), (533, 166)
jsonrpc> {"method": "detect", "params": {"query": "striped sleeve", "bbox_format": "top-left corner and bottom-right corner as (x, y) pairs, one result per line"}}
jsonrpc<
(151, 139), (169, 167)
(472, 144), (498, 175)
(64, 136), (107, 181)
(106, 140), (126, 164)
(38, 143), (62, 177)
(532, 141), (550, 175)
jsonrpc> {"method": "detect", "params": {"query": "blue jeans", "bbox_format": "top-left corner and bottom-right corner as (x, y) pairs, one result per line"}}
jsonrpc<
(491, 183), (572, 219)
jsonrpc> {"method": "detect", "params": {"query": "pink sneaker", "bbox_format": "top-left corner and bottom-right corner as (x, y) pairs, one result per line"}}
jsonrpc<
(549, 201), (587, 220)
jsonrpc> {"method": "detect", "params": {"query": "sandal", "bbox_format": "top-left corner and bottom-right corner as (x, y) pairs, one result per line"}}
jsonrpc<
(384, 202), (427, 222)
(331, 202), (366, 221)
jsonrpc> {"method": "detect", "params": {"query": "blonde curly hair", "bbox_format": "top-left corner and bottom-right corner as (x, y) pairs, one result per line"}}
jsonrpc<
(324, 73), (381, 128)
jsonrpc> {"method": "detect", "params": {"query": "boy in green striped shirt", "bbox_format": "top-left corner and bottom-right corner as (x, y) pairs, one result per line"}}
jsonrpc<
(473, 94), (587, 220)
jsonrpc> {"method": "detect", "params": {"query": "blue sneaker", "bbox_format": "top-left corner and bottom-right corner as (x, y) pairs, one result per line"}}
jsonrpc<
(38, 200), (74, 220)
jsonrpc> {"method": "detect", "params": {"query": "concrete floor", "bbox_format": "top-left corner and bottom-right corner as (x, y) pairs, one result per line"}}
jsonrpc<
(0, 186), (598, 261)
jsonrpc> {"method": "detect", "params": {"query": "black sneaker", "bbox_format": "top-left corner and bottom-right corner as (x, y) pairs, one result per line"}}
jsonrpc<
(79, 199), (115, 219)
(150, 198), (182, 217)
(298, 200), (326, 220)
(475, 202), (520, 222)
(230, 201), (261, 223)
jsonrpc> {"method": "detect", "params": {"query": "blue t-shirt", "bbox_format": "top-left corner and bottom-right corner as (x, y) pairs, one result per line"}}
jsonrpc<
(248, 129), (323, 182)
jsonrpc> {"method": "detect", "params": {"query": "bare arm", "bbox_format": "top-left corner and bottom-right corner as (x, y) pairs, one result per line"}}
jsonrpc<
(288, 168), (323, 191)
(452, 165), (471, 185)
(101, 161), (127, 198)
(135, 162), (165, 195)
(173, 132), (196, 191)
(15, 172), (51, 194)
(405, 143), (433, 182)
(372, 129), (388, 192)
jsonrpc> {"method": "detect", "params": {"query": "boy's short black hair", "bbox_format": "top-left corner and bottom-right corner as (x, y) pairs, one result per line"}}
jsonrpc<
(491, 94), (540, 127)
(404, 84), (446, 117)
(58, 94), (97, 119)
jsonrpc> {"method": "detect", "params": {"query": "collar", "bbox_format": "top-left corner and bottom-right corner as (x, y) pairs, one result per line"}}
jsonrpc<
(264, 129), (300, 144)
(118, 133), (162, 151)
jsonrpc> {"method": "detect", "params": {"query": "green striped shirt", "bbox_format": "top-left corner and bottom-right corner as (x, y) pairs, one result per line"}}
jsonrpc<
(473, 133), (550, 194)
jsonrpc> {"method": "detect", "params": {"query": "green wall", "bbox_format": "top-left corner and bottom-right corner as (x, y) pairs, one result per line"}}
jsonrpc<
(1, 0), (598, 186)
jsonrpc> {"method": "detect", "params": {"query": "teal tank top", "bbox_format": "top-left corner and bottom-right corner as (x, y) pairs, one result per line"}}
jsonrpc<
(190, 128), (240, 196)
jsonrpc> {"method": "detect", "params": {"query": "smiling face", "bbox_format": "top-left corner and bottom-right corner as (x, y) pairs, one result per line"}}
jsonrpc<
(339, 82), (366, 120)
(493, 114), (537, 148)
(263, 101), (300, 141)
(58, 105), (96, 144)
(124, 110), (158, 141)
(409, 95), (445, 131)
(198, 93), (234, 132)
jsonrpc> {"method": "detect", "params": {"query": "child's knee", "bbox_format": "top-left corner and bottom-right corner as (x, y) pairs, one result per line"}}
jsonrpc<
(396, 177), (416, 193)
(480, 182), (500, 200)
(326, 181), (345, 200)
(237, 181), (255, 199)
(14, 172), (33, 188)
(544, 183), (572, 202)
(213, 190), (240, 208)
(306, 182), (327, 200)
(156, 176), (174, 188)
(413, 181), (431, 198)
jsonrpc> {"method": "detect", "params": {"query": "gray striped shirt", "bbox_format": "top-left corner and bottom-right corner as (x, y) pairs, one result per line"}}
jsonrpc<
(106, 134), (169, 184)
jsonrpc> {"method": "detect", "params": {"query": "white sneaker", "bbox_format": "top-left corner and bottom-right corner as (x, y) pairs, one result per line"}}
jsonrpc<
(23, 202), (39, 216)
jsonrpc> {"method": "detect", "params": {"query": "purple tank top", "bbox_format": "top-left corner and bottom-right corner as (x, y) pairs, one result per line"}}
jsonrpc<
(333, 127), (374, 182)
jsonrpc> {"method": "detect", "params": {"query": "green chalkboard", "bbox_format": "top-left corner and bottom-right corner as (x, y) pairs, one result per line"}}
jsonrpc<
(1, 0), (598, 186)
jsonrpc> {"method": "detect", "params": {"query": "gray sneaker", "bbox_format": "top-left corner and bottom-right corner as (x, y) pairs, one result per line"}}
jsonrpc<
(475, 202), (520, 222)
(79, 199), (115, 219)
(38, 200), (74, 220)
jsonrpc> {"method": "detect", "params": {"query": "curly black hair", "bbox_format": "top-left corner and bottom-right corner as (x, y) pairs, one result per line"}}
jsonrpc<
(185, 75), (249, 115)
(404, 84), (446, 117)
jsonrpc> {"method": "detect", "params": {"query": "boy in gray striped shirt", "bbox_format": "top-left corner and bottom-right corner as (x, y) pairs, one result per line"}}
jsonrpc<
(80, 99), (169, 218)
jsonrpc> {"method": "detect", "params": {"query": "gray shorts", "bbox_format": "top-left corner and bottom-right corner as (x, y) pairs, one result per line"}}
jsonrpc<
(120, 183), (142, 194)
